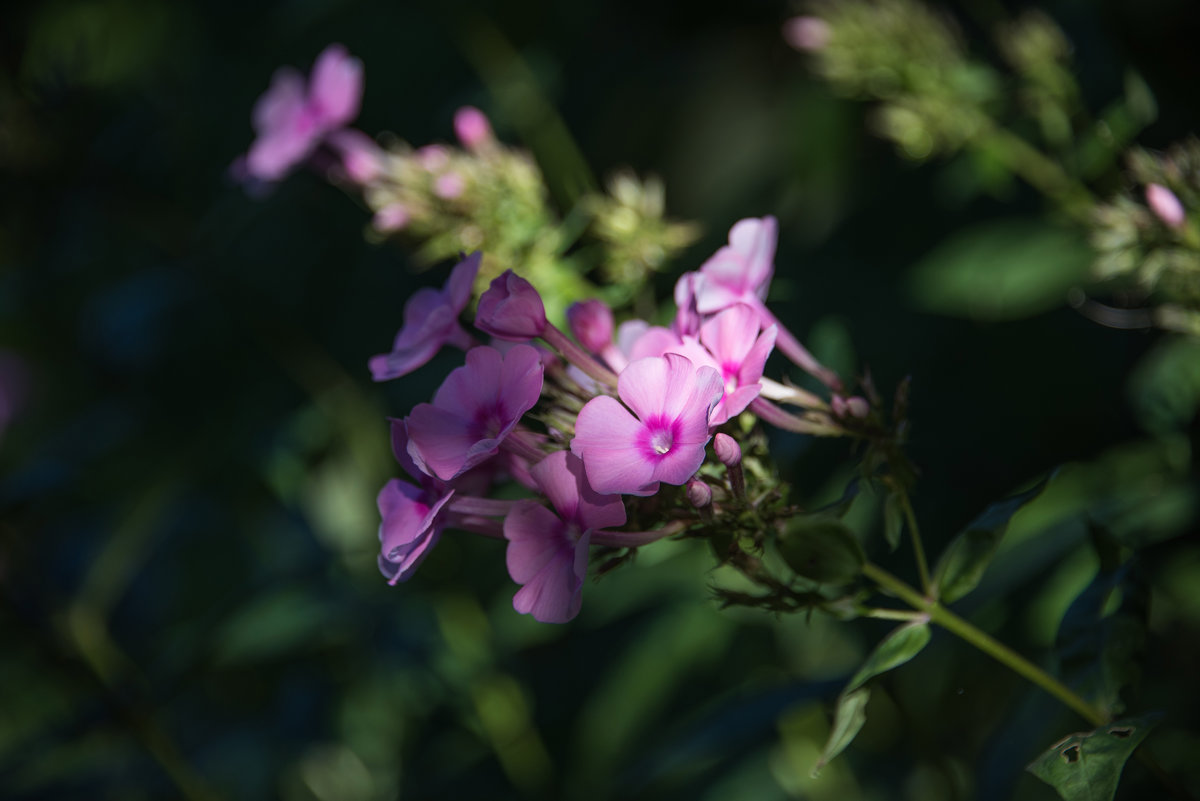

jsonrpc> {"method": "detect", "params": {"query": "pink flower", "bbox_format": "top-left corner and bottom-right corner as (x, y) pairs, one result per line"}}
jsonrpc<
(571, 353), (723, 495)
(1146, 183), (1186, 229)
(406, 345), (543, 480)
(504, 451), (626, 623)
(377, 478), (455, 584)
(373, 203), (410, 232)
(327, 129), (383, 184)
(434, 172), (466, 199)
(475, 270), (547, 341)
(566, 299), (614, 354)
(454, 106), (494, 150)
(664, 304), (776, 426)
(687, 216), (778, 315)
(369, 252), (480, 381)
(240, 44), (364, 183)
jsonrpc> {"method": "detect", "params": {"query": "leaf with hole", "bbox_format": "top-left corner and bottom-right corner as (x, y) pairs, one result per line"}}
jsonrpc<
(1026, 715), (1159, 801)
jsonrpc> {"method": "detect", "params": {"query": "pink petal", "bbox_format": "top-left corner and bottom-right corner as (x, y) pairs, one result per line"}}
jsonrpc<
(504, 501), (569, 582)
(432, 346), (504, 420)
(446, 252), (482, 312)
(571, 396), (656, 495)
(628, 325), (682, 361)
(377, 479), (454, 584)
(618, 353), (697, 423)
(710, 383), (761, 426)
(308, 44), (363, 128)
(530, 451), (626, 532)
(696, 216), (778, 311)
(405, 403), (490, 480)
(700, 304), (761, 365)
(495, 344), (544, 424)
(505, 502), (590, 624)
(674, 365), (724, 446)
(245, 126), (317, 182)
(737, 324), (776, 385)
(252, 68), (306, 134)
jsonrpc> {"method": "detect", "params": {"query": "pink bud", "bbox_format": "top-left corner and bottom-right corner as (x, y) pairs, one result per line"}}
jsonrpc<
(454, 106), (494, 150)
(475, 270), (547, 341)
(373, 203), (410, 232)
(327, 129), (383, 184)
(434, 172), (465, 199)
(713, 433), (741, 467)
(566, 299), (614, 353)
(1146, 183), (1186, 229)
(782, 16), (831, 52)
(687, 478), (713, 509)
(845, 396), (870, 418)
(416, 144), (450, 172)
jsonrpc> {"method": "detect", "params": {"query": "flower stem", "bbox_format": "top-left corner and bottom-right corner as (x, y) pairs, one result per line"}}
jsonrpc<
(542, 323), (619, 389)
(861, 562), (1108, 727)
(898, 491), (931, 594)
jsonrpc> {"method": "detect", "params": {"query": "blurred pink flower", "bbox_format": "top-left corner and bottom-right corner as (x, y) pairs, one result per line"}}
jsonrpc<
(239, 44), (364, 183)
(454, 106), (494, 150)
(783, 16), (832, 52)
(1146, 183), (1186, 229)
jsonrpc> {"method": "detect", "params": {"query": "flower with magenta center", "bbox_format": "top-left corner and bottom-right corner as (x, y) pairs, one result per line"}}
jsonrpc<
(504, 451), (626, 623)
(571, 353), (723, 495)
(406, 345), (543, 480)
(370, 252), (480, 381)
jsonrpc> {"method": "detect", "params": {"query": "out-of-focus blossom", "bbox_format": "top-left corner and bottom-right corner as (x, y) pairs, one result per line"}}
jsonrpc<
(572, 353), (722, 495)
(687, 216), (778, 314)
(783, 16), (832, 52)
(238, 44), (364, 183)
(454, 106), (494, 151)
(475, 270), (548, 341)
(1146, 183), (1186, 229)
(406, 345), (543, 480)
(832, 395), (871, 419)
(504, 452), (625, 623)
(665, 304), (776, 426)
(328, 129), (384, 184)
(434, 173), (466, 199)
(369, 252), (480, 381)
(373, 203), (411, 233)
(566, 299), (614, 354)
(416, 144), (450, 172)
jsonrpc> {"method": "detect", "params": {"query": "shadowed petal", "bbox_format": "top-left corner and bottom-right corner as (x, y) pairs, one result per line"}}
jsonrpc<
(571, 396), (655, 495)
(308, 44), (363, 127)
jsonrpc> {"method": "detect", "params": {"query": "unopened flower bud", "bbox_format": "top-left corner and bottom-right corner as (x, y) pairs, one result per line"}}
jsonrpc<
(566, 299), (614, 353)
(454, 106), (494, 150)
(476, 270), (547, 341)
(435, 172), (465, 199)
(713, 433), (741, 467)
(416, 144), (450, 172)
(373, 203), (410, 232)
(687, 478), (713, 509)
(782, 16), (832, 52)
(328, 129), (383, 184)
(1146, 183), (1186, 229)
(845, 396), (870, 418)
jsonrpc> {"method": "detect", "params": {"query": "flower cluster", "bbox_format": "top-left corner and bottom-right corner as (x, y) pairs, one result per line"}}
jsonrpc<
(375, 217), (877, 622)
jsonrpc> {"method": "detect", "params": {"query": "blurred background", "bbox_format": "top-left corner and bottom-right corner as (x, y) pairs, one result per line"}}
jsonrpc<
(2, 0), (1199, 799)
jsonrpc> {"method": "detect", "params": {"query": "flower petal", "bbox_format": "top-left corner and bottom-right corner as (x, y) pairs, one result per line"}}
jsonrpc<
(308, 44), (363, 128)
(571, 396), (656, 495)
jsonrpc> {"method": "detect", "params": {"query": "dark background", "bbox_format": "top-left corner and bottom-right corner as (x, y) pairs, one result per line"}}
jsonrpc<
(2, 1), (1199, 799)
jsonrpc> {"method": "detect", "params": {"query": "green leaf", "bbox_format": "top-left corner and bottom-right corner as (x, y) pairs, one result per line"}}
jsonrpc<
(813, 622), (932, 775)
(1127, 335), (1200, 435)
(907, 220), (1093, 320)
(846, 621), (932, 694)
(932, 477), (1051, 603)
(812, 688), (869, 776)
(778, 518), (865, 585)
(1026, 715), (1159, 801)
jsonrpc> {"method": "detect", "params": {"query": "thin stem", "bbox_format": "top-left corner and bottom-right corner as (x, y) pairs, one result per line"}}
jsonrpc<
(980, 126), (1095, 223)
(448, 495), (520, 517)
(862, 562), (1108, 728)
(863, 607), (929, 622)
(542, 323), (619, 389)
(754, 301), (843, 392)
(898, 491), (931, 594)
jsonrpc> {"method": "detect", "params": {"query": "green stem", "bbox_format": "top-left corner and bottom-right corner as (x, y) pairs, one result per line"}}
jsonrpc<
(862, 562), (1108, 727)
(979, 126), (1095, 223)
(898, 491), (931, 594)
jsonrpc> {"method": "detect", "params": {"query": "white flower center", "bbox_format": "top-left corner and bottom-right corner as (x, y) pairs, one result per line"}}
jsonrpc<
(650, 429), (674, 455)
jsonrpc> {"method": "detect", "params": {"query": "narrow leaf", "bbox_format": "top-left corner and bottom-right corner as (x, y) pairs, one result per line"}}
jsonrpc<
(812, 687), (869, 776)
(846, 621), (932, 694)
(932, 476), (1051, 603)
(1026, 715), (1159, 801)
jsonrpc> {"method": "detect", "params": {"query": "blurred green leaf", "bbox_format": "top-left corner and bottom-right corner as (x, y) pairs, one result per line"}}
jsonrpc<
(883, 491), (904, 552)
(1127, 335), (1200, 434)
(932, 476), (1050, 603)
(812, 688), (869, 777)
(1026, 715), (1159, 801)
(778, 518), (865, 585)
(907, 220), (1093, 320)
(214, 589), (347, 666)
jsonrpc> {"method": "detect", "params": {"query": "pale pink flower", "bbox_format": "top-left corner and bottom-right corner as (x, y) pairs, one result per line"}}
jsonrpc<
(571, 353), (723, 495)
(687, 216), (778, 314)
(240, 44), (364, 183)
(504, 451), (625, 623)
(406, 345), (543, 480)
(369, 252), (480, 381)
(1146, 183), (1186, 229)
(434, 172), (466, 199)
(783, 17), (832, 51)
(373, 203), (411, 233)
(664, 304), (776, 426)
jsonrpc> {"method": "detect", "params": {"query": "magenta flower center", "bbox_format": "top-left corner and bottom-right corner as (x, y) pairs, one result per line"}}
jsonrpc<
(641, 415), (680, 458)
(472, 403), (506, 440)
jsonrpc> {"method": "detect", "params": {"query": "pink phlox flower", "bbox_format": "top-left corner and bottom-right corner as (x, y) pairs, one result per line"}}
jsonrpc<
(406, 344), (543, 480)
(571, 353), (723, 496)
(663, 304), (777, 426)
(685, 216), (778, 315)
(475, 270), (548, 341)
(370, 252), (480, 381)
(504, 451), (625, 623)
(454, 106), (495, 151)
(241, 44), (364, 183)
(1146, 183), (1186, 229)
